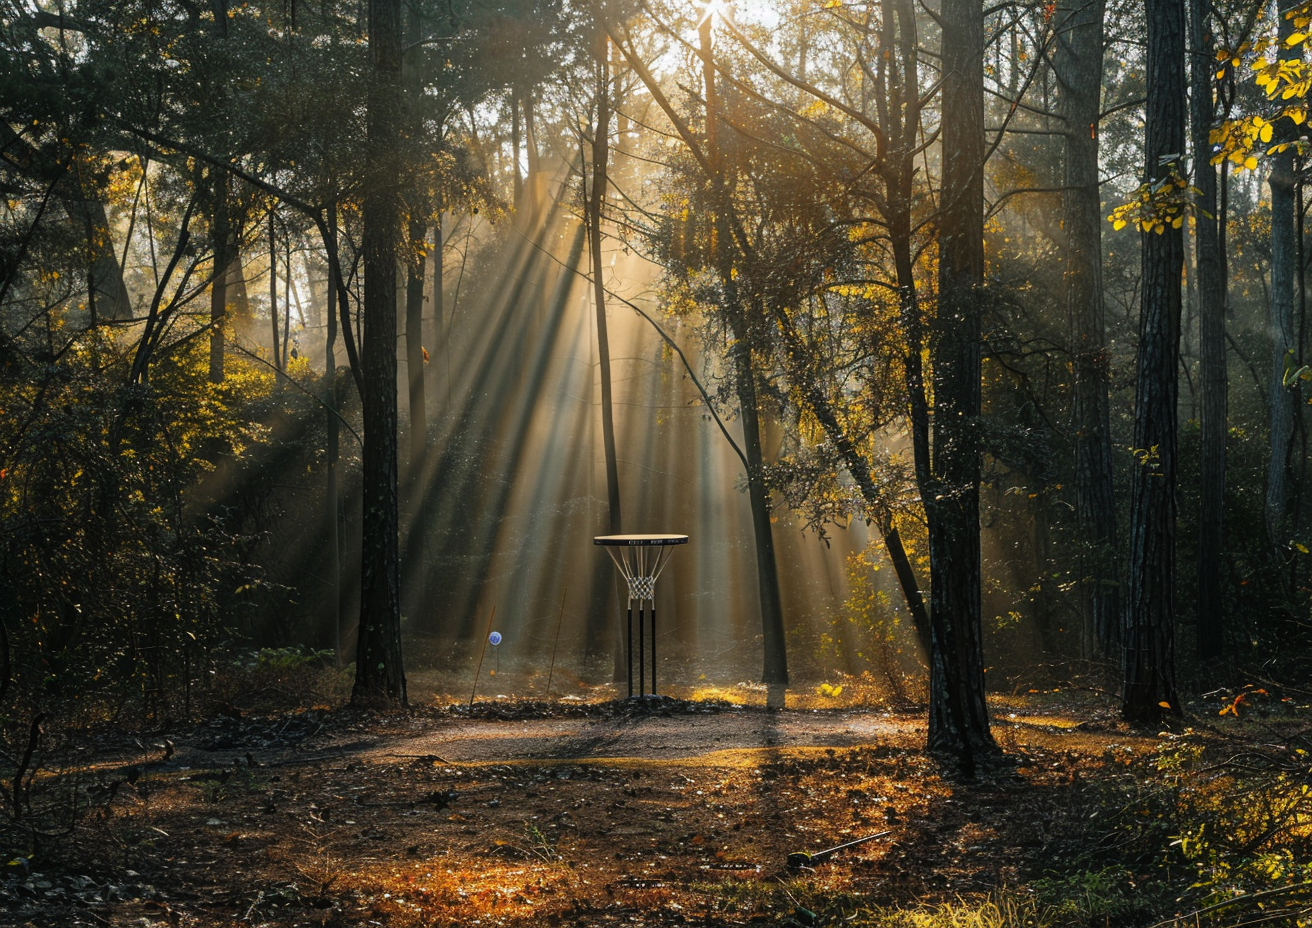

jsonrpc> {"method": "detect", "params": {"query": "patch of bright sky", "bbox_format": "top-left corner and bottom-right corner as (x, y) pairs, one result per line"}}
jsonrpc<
(645, 0), (783, 81)
(704, 0), (782, 31)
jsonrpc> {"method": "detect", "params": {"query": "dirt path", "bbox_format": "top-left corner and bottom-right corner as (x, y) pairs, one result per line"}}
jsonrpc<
(349, 707), (928, 766)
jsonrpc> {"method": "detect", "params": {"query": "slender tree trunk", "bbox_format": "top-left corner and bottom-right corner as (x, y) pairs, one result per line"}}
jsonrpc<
(1055, 0), (1117, 660)
(1266, 0), (1299, 548)
(701, 17), (788, 691)
(282, 241), (292, 369)
(734, 315), (789, 689)
(783, 353), (932, 653)
(399, 212), (429, 644)
(511, 92), (523, 209)
(269, 209), (282, 379)
(590, 29), (622, 543)
(353, 0), (406, 706)
(406, 216), (427, 466)
(588, 27), (624, 670)
(431, 202), (444, 417)
(878, 0), (932, 657)
(209, 171), (229, 384)
(404, 0), (427, 468)
(326, 205), (342, 666)
(1123, 0), (1185, 725)
(1191, 0), (1226, 659)
(928, 0), (995, 766)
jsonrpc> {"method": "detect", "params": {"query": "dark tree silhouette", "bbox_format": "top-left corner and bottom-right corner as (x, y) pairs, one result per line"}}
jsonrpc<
(1191, 0), (1227, 659)
(1055, 0), (1118, 659)
(354, 0), (407, 706)
(926, 0), (995, 765)
(1123, 0), (1185, 725)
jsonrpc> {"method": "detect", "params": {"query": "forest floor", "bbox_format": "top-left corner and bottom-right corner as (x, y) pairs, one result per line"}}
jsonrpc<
(2, 688), (1170, 927)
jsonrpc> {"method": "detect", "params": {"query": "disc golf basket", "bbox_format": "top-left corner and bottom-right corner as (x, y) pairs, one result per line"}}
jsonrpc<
(594, 534), (688, 698)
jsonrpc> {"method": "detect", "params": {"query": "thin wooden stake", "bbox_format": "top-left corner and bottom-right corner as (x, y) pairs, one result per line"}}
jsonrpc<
(545, 589), (567, 697)
(469, 606), (497, 707)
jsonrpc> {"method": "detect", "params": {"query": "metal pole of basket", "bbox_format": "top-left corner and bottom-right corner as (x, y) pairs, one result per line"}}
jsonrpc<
(594, 535), (687, 698)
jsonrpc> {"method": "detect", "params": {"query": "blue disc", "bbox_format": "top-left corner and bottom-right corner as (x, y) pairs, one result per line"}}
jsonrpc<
(489, 631), (502, 646)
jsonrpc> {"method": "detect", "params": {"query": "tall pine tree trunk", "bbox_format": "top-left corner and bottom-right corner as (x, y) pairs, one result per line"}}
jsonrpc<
(928, 0), (994, 766)
(1191, 0), (1227, 659)
(326, 205), (343, 666)
(1054, 0), (1117, 660)
(354, 0), (406, 706)
(1266, 0), (1299, 548)
(404, 1), (427, 468)
(1123, 0), (1185, 725)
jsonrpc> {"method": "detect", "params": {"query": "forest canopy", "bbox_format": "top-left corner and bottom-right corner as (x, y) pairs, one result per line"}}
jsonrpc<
(2, 0), (1312, 775)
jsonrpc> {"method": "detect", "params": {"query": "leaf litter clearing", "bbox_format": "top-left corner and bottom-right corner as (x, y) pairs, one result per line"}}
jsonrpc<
(4, 693), (1156, 927)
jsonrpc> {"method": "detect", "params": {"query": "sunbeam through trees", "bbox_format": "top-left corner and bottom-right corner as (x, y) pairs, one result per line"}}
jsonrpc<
(5, 0), (1312, 923)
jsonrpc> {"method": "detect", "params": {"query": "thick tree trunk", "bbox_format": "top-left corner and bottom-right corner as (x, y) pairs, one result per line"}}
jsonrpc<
(353, 0), (407, 706)
(1123, 0), (1185, 725)
(1266, 0), (1299, 548)
(69, 160), (133, 322)
(1054, 0), (1117, 660)
(1191, 0), (1226, 659)
(928, 0), (994, 766)
(0, 124), (132, 323)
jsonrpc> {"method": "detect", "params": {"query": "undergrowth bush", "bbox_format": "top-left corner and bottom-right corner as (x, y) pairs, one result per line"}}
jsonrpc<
(779, 710), (1312, 928)
(202, 646), (349, 713)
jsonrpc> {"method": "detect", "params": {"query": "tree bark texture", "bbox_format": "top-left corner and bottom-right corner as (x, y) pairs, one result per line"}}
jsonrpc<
(1266, 0), (1299, 548)
(1190, 0), (1227, 659)
(1123, 0), (1184, 725)
(928, 0), (994, 764)
(354, 0), (407, 706)
(1054, 0), (1118, 660)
